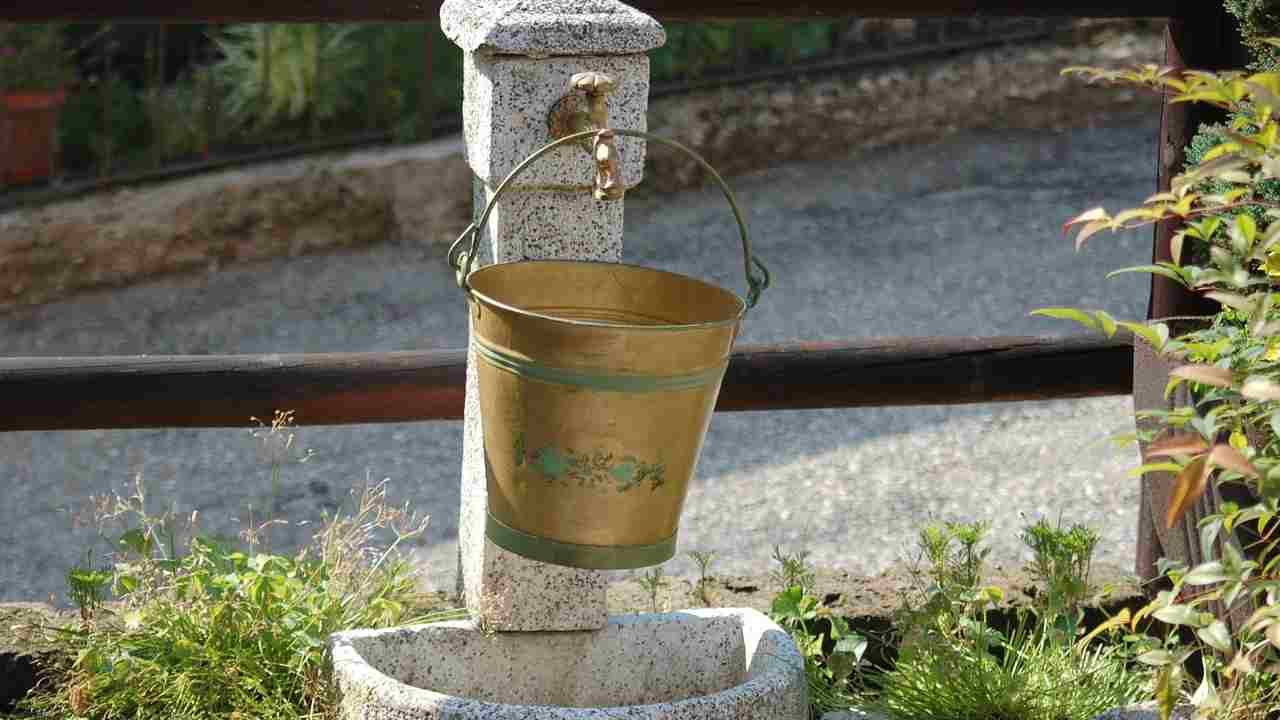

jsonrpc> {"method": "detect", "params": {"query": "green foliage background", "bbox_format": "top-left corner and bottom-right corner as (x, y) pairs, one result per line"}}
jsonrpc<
(41, 20), (834, 177)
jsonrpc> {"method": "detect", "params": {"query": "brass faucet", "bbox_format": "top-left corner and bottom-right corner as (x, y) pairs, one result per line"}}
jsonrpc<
(548, 71), (625, 201)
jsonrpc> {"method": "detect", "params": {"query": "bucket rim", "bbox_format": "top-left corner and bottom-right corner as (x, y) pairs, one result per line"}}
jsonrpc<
(466, 259), (748, 331)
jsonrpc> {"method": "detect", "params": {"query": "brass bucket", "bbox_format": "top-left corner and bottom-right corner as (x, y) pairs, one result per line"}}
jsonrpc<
(448, 128), (770, 570)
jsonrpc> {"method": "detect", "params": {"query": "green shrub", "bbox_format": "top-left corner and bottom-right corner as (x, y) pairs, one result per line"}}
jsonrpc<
(0, 23), (75, 91)
(1225, 0), (1280, 71)
(1045, 56), (1280, 720)
(22, 473), (459, 720)
(767, 547), (867, 719)
(214, 24), (369, 133)
(58, 76), (150, 174)
(870, 520), (1145, 720)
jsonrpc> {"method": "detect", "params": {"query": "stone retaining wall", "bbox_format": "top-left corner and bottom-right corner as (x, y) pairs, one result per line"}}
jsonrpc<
(0, 21), (1162, 313)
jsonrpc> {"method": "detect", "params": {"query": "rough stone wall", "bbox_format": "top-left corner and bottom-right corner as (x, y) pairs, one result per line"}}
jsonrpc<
(0, 139), (471, 312)
(0, 21), (1161, 312)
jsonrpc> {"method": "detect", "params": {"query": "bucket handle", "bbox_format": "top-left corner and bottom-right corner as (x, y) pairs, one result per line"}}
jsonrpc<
(448, 128), (770, 309)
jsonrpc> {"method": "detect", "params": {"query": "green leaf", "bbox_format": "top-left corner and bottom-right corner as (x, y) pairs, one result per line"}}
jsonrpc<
(770, 586), (805, 621)
(833, 634), (868, 662)
(1030, 308), (1099, 331)
(118, 528), (153, 557)
(1127, 462), (1184, 478)
(1106, 264), (1190, 287)
(1200, 520), (1222, 562)
(1156, 664), (1184, 720)
(1154, 604), (1206, 627)
(1094, 310), (1118, 338)
(1184, 561), (1229, 586)
(1140, 648), (1178, 666)
(1229, 213), (1257, 255)
(1197, 620), (1232, 653)
(1117, 321), (1169, 352)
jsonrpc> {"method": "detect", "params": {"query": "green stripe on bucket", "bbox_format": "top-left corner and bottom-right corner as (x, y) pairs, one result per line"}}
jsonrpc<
(486, 512), (677, 570)
(474, 339), (726, 393)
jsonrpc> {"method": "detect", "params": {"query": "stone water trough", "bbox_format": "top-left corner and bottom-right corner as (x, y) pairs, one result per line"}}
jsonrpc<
(330, 608), (807, 719)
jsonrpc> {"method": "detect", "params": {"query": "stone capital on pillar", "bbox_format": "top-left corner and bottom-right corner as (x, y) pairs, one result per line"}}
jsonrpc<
(442, 0), (664, 631)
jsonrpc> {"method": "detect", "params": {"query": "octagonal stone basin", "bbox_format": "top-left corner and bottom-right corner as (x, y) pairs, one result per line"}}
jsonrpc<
(330, 608), (807, 719)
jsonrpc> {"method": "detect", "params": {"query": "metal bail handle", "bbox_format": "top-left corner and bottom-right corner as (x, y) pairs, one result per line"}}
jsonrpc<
(447, 128), (771, 309)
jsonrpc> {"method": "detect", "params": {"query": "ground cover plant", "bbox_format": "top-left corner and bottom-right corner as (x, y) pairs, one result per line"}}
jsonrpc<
(867, 520), (1146, 720)
(765, 519), (1147, 720)
(15, 414), (461, 720)
(767, 546), (867, 718)
(1039, 27), (1280, 720)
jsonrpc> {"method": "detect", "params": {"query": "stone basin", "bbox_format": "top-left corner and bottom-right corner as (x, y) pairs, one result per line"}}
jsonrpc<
(331, 608), (808, 719)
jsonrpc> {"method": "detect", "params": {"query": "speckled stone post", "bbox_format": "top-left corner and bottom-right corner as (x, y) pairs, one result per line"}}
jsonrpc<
(441, 0), (666, 631)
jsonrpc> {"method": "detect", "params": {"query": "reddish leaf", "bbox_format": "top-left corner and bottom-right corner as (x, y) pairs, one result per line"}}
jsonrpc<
(1145, 433), (1209, 459)
(1170, 364), (1234, 388)
(1167, 456), (1210, 529)
(1206, 443), (1261, 479)
(1242, 377), (1280, 401)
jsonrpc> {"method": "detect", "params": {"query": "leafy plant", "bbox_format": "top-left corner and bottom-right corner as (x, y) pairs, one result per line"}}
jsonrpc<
(57, 74), (150, 174)
(771, 544), (815, 595)
(638, 566), (668, 614)
(687, 549), (717, 607)
(893, 521), (1005, 662)
(1020, 517), (1100, 638)
(0, 23), (75, 92)
(768, 549), (867, 719)
(1226, 0), (1280, 72)
(66, 550), (112, 624)
(214, 24), (367, 132)
(1038, 38), (1280, 720)
(871, 520), (1145, 720)
(139, 70), (218, 163)
(22, 466), (459, 719)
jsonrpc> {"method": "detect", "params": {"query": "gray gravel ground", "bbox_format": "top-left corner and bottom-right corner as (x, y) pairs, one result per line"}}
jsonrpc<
(1, 112), (1157, 603)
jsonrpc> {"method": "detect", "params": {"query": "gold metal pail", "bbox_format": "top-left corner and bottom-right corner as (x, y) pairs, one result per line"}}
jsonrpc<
(448, 128), (770, 570)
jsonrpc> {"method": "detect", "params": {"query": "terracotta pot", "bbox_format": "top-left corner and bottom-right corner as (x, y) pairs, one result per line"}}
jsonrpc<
(1, 88), (67, 186)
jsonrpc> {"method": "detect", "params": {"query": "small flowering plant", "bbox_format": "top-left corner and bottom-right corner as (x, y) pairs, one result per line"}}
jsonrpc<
(1035, 59), (1280, 720)
(0, 23), (75, 93)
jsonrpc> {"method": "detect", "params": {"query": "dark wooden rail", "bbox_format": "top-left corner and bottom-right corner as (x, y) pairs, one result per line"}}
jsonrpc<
(1, 0), (1181, 22)
(0, 335), (1131, 431)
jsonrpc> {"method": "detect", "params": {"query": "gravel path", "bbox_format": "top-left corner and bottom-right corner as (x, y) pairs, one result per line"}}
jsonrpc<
(1, 112), (1157, 602)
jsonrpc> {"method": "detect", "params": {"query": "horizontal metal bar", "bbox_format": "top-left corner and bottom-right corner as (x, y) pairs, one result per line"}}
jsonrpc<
(0, 335), (1132, 431)
(0, 1), (1180, 22)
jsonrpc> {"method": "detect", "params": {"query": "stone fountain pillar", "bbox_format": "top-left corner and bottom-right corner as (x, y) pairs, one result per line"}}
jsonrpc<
(440, 0), (665, 631)
(329, 5), (810, 716)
